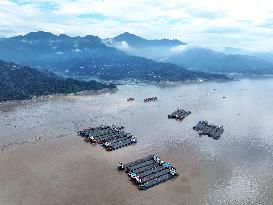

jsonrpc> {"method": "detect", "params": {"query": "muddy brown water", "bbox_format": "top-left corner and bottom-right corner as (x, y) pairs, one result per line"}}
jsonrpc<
(1, 79), (273, 205)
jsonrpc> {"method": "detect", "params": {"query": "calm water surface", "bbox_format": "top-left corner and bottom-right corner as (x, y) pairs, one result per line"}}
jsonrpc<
(1, 78), (273, 204)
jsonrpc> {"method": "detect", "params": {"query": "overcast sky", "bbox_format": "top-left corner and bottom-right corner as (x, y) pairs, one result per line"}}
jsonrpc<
(1, 0), (273, 51)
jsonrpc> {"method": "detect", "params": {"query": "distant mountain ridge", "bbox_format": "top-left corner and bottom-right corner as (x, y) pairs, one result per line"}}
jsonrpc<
(167, 47), (273, 74)
(109, 33), (273, 75)
(0, 60), (115, 102)
(0, 31), (228, 82)
(112, 32), (186, 48)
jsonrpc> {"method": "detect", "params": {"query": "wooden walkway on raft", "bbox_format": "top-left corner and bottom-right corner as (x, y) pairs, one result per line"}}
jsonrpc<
(193, 121), (224, 140)
(168, 109), (191, 120)
(118, 155), (178, 190)
(78, 125), (137, 151)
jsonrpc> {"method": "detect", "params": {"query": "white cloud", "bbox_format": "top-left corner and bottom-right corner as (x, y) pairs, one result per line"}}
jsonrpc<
(118, 41), (130, 50)
(0, 0), (273, 51)
(73, 48), (81, 52)
(170, 45), (187, 54)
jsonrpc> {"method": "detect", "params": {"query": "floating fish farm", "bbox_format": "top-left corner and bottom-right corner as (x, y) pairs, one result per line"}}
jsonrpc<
(78, 125), (137, 151)
(144, 97), (158, 102)
(193, 121), (224, 140)
(168, 109), (191, 120)
(118, 155), (178, 190)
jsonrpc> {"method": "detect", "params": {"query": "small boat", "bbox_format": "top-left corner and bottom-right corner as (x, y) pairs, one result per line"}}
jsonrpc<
(144, 97), (158, 102)
(127, 98), (135, 102)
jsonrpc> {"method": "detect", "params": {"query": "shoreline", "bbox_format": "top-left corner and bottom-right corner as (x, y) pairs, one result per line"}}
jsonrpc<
(0, 87), (117, 108)
(4, 74), (273, 106)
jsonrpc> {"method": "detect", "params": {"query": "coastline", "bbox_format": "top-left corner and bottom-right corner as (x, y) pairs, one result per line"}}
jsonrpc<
(0, 87), (117, 109)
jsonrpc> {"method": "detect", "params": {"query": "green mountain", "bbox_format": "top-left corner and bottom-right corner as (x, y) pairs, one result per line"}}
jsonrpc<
(0, 60), (115, 102)
(0, 31), (228, 82)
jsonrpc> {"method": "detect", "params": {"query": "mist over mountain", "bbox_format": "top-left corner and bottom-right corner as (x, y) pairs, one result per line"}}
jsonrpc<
(106, 32), (186, 61)
(110, 33), (273, 75)
(0, 60), (115, 102)
(111, 32), (185, 48)
(167, 47), (225, 69)
(0, 31), (106, 72)
(167, 47), (273, 74)
(252, 52), (273, 65)
(0, 31), (228, 82)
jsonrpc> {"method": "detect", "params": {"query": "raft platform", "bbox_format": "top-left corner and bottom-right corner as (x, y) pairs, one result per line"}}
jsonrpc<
(193, 121), (224, 139)
(168, 109), (191, 120)
(118, 155), (178, 190)
(78, 125), (137, 151)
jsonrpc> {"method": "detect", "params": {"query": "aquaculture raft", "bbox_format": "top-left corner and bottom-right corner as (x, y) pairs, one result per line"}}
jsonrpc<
(193, 121), (224, 140)
(168, 109), (191, 120)
(118, 155), (178, 190)
(78, 125), (137, 151)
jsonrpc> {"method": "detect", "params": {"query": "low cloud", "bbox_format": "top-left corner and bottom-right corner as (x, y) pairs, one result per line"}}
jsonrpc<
(185, 6), (226, 19)
(104, 39), (132, 52)
(170, 45), (187, 54)
(205, 26), (242, 34)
